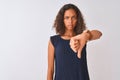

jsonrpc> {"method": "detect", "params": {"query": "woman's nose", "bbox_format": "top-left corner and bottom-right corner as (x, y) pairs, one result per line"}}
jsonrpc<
(68, 18), (72, 23)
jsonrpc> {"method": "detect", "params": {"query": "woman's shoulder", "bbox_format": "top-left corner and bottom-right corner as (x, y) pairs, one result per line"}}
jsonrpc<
(50, 35), (60, 47)
(50, 34), (60, 40)
(50, 34), (59, 38)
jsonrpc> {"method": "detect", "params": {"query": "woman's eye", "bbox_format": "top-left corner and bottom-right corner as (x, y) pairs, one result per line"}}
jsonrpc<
(64, 17), (69, 19)
(72, 16), (77, 20)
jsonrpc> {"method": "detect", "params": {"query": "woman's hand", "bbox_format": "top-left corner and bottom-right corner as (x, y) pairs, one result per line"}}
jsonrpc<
(70, 32), (90, 58)
(69, 37), (80, 53)
(70, 29), (102, 58)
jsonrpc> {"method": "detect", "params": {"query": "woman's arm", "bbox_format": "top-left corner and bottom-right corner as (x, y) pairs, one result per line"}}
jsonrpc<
(83, 29), (102, 41)
(47, 40), (55, 80)
(70, 30), (102, 58)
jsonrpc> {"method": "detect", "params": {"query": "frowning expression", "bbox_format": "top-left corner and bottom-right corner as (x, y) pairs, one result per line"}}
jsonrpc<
(64, 9), (77, 31)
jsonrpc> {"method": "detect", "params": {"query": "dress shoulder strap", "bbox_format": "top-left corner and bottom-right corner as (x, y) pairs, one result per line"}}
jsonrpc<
(50, 35), (60, 47)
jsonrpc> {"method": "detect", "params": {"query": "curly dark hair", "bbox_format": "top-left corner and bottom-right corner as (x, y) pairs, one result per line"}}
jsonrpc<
(53, 3), (86, 35)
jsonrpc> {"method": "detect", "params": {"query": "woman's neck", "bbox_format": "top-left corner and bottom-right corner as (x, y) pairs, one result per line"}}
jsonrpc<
(64, 30), (75, 37)
(63, 33), (75, 37)
(61, 31), (76, 40)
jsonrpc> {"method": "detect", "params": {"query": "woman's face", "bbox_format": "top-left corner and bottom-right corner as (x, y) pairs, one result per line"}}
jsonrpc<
(64, 9), (77, 31)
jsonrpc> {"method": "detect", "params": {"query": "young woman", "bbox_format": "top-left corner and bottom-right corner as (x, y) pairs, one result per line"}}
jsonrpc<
(47, 3), (102, 80)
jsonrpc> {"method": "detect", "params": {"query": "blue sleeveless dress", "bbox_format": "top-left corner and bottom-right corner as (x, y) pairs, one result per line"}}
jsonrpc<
(50, 35), (90, 80)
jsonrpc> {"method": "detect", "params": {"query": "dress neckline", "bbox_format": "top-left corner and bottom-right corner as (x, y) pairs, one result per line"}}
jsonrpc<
(58, 35), (70, 41)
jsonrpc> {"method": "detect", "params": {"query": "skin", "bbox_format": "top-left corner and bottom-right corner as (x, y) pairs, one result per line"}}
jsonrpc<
(70, 30), (102, 58)
(61, 9), (77, 39)
(47, 40), (54, 80)
(47, 8), (102, 80)
(70, 32), (90, 58)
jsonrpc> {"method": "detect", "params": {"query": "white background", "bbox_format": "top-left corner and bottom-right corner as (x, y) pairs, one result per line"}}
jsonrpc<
(0, 0), (120, 80)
